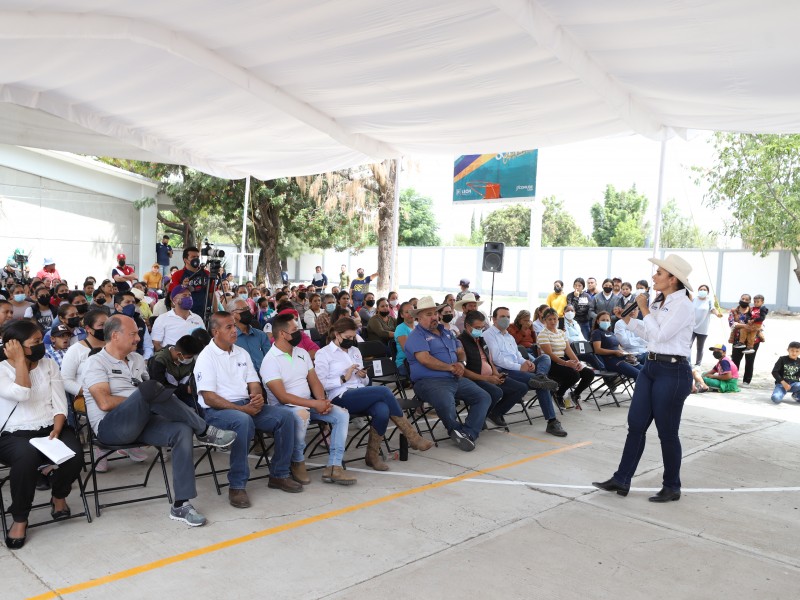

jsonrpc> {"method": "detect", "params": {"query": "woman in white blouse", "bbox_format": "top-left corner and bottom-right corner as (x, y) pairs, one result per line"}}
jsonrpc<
(315, 317), (432, 471)
(593, 255), (695, 504)
(0, 320), (83, 549)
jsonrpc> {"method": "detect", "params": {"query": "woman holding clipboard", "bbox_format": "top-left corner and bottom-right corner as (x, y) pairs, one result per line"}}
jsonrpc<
(0, 320), (83, 548)
(592, 255), (695, 503)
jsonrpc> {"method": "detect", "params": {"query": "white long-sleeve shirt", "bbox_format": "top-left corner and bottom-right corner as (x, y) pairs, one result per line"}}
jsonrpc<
(614, 319), (648, 355)
(0, 358), (67, 433)
(60, 342), (92, 396)
(483, 326), (525, 371)
(314, 342), (369, 399)
(626, 289), (694, 359)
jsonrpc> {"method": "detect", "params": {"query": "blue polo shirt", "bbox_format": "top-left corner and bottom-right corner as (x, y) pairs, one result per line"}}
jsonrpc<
(234, 325), (272, 372)
(404, 323), (461, 382)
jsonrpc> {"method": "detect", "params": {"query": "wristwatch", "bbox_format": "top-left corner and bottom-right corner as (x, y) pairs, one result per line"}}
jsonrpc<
(340, 374), (347, 383)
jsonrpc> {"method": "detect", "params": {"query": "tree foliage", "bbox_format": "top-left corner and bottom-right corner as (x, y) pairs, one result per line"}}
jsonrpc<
(590, 184), (650, 247)
(479, 198), (592, 247)
(658, 199), (717, 249)
(397, 188), (440, 246)
(699, 132), (800, 281)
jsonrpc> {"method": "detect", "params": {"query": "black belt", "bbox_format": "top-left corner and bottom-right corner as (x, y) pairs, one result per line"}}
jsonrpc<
(647, 352), (688, 364)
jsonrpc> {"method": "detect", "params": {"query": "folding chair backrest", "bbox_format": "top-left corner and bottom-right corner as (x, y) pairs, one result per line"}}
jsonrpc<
(357, 341), (389, 361)
(365, 356), (398, 379)
(571, 340), (592, 356)
(307, 327), (322, 343)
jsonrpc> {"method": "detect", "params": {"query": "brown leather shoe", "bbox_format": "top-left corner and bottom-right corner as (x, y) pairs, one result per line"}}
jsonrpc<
(268, 476), (303, 493)
(322, 465), (357, 486)
(228, 488), (251, 508)
(290, 461), (311, 485)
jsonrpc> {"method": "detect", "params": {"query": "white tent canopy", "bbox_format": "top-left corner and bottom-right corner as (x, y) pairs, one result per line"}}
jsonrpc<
(1, 0), (799, 179)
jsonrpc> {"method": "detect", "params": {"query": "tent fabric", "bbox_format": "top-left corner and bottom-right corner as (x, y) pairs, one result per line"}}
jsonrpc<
(1, 0), (799, 179)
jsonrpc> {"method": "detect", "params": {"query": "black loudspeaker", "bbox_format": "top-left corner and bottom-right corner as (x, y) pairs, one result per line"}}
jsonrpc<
(482, 242), (505, 273)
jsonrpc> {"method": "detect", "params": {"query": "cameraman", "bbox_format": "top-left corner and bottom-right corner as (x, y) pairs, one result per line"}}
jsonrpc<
(169, 247), (217, 319)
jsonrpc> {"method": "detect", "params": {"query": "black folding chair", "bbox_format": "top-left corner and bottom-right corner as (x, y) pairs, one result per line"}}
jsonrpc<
(571, 341), (630, 410)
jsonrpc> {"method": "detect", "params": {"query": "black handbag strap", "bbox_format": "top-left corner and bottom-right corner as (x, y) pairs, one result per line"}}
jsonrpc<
(0, 403), (19, 435)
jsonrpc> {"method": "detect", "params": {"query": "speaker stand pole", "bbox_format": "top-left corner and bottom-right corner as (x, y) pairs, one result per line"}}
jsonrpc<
(489, 271), (496, 318)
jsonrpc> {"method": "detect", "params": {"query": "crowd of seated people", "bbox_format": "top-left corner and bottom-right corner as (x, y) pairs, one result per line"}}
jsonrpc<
(1, 257), (727, 548)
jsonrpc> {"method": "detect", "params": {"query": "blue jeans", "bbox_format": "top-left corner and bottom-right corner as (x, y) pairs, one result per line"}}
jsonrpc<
(96, 388), (206, 501)
(501, 354), (556, 421)
(771, 382), (800, 404)
(579, 321), (591, 341)
(474, 376), (528, 417)
(160, 264), (170, 279)
(332, 386), (402, 435)
(203, 400), (295, 488)
(413, 376), (491, 440)
(288, 404), (349, 466)
(604, 355), (643, 380)
(613, 359), (692, 490)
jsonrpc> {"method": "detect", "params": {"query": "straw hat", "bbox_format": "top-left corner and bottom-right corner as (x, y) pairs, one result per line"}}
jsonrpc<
(454, 292), (483, 312)
(411, 296), (446, 316)
(648, 254), (693, 292)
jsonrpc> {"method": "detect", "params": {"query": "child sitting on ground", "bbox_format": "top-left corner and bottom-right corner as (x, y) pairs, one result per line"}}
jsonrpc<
(770, 341), (800, 404)
(731, 294), (768, 354)
(702, 343), (740, 393)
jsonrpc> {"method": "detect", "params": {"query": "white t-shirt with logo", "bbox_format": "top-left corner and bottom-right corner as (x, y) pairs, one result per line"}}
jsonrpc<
(260, 344), (314, 406)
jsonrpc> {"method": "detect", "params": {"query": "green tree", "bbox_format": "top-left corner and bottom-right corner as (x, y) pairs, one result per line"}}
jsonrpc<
(699, 132), (800, 282)
(398, 188), (440, 246)
(481, 204), (531, 246)
(659, 199), (717, 248)
(541, 196), (595, 247)
(591, 184), (651, 247)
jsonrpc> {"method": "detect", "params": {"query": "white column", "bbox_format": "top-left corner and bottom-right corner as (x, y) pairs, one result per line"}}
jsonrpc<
(138, 193), (158, 275)
(528, 198), (543, 305)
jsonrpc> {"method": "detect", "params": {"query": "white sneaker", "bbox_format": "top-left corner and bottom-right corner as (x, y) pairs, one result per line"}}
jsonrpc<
(117, 447), (149, 462)
(742, 348), (755, 355)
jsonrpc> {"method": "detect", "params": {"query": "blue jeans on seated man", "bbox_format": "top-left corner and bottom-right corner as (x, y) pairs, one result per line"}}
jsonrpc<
(96, 389), (208, 502)
(500, 354), (557, 421)
(771, 382), (800, 404)
(474, 376), (528, 417)
(413, 376), (491, 441)
(203, 400), (295, 489)
(287, 403), (349, 466)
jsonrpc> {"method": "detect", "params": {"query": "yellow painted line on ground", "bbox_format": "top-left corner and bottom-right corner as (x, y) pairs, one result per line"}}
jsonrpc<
(505, 431), (573, 447)
(28, 441), (589, 600)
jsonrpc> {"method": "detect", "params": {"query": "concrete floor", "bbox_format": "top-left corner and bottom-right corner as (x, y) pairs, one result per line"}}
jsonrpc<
(3, 376), (799, 600)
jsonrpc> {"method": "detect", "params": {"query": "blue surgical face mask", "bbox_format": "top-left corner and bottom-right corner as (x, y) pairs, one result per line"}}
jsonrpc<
(599, 321), (611, 331)
(239, 294), (248, 300)
(496, 316), (511, 330)
(470, 328), (483, 338)
(13, 293), (26, 302)
(120, 304), (136, 317)
(326, 303), (336, 313)
(697, 290), (708, 299)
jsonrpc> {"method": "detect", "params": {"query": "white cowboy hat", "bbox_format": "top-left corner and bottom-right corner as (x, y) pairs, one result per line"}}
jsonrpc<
(411, 295), (446, 316)
(454, 292), (484, 312)
(648, 254), (693, 292)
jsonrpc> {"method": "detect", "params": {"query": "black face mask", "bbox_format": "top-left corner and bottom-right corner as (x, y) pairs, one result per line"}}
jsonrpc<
(37, 295), (50, 306)
(603, 287), (613, 294)
(95, 298), (106, 305)
(27, 342), (46, 362)
(378, 310), (390, 317)
(298, 292), (307, 300)
(441, 314), (454, 323)
(67, 316), (81, 328)
(91, 327), (106, 341)
(118, 260), (126, 267)
(76, 303), (89, 315)
(739, 301), (750, 309)
(189, 258), (201, 269)
(288, 330), (302, 347)
(712, 351), (724, 360)
(58, 292), (69, 299)
(554, 286), (562, 293)
(238, 310), (253, 326)
(340, 338), (356, 349)
(365, 299), (375, 307)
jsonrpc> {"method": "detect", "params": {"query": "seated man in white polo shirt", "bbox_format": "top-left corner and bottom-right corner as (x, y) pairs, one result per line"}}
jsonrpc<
(194, 312), (302, 509)
(260, 313), (356, 486)
(151, 285), (205, 351)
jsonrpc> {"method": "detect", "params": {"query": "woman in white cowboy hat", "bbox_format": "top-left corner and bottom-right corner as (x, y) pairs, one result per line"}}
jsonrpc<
(593, 254), (695, 503)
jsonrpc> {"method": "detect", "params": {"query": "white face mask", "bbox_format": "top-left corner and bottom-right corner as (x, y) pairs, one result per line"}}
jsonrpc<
(564, 312), (575, 321)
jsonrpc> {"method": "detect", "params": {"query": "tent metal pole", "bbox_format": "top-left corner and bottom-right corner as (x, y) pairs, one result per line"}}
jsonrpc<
(652, 139), (667, 258)
(389, 158), (401, 291)
(240, 175), (251, 284)
(528, 197), (543, 305)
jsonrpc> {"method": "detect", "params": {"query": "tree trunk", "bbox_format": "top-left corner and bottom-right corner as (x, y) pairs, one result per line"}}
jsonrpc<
(376, 159), (395, 297)
(253, 196), (283, 288)
(793, 250), (800, 285)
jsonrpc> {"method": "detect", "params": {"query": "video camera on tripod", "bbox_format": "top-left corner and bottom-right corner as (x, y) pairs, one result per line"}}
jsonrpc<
(4, 248), (31, 284)
(200, 239), (226, 277)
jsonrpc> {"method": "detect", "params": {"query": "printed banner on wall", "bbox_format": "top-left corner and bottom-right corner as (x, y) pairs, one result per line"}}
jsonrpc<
(453, 150), (538, 203)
